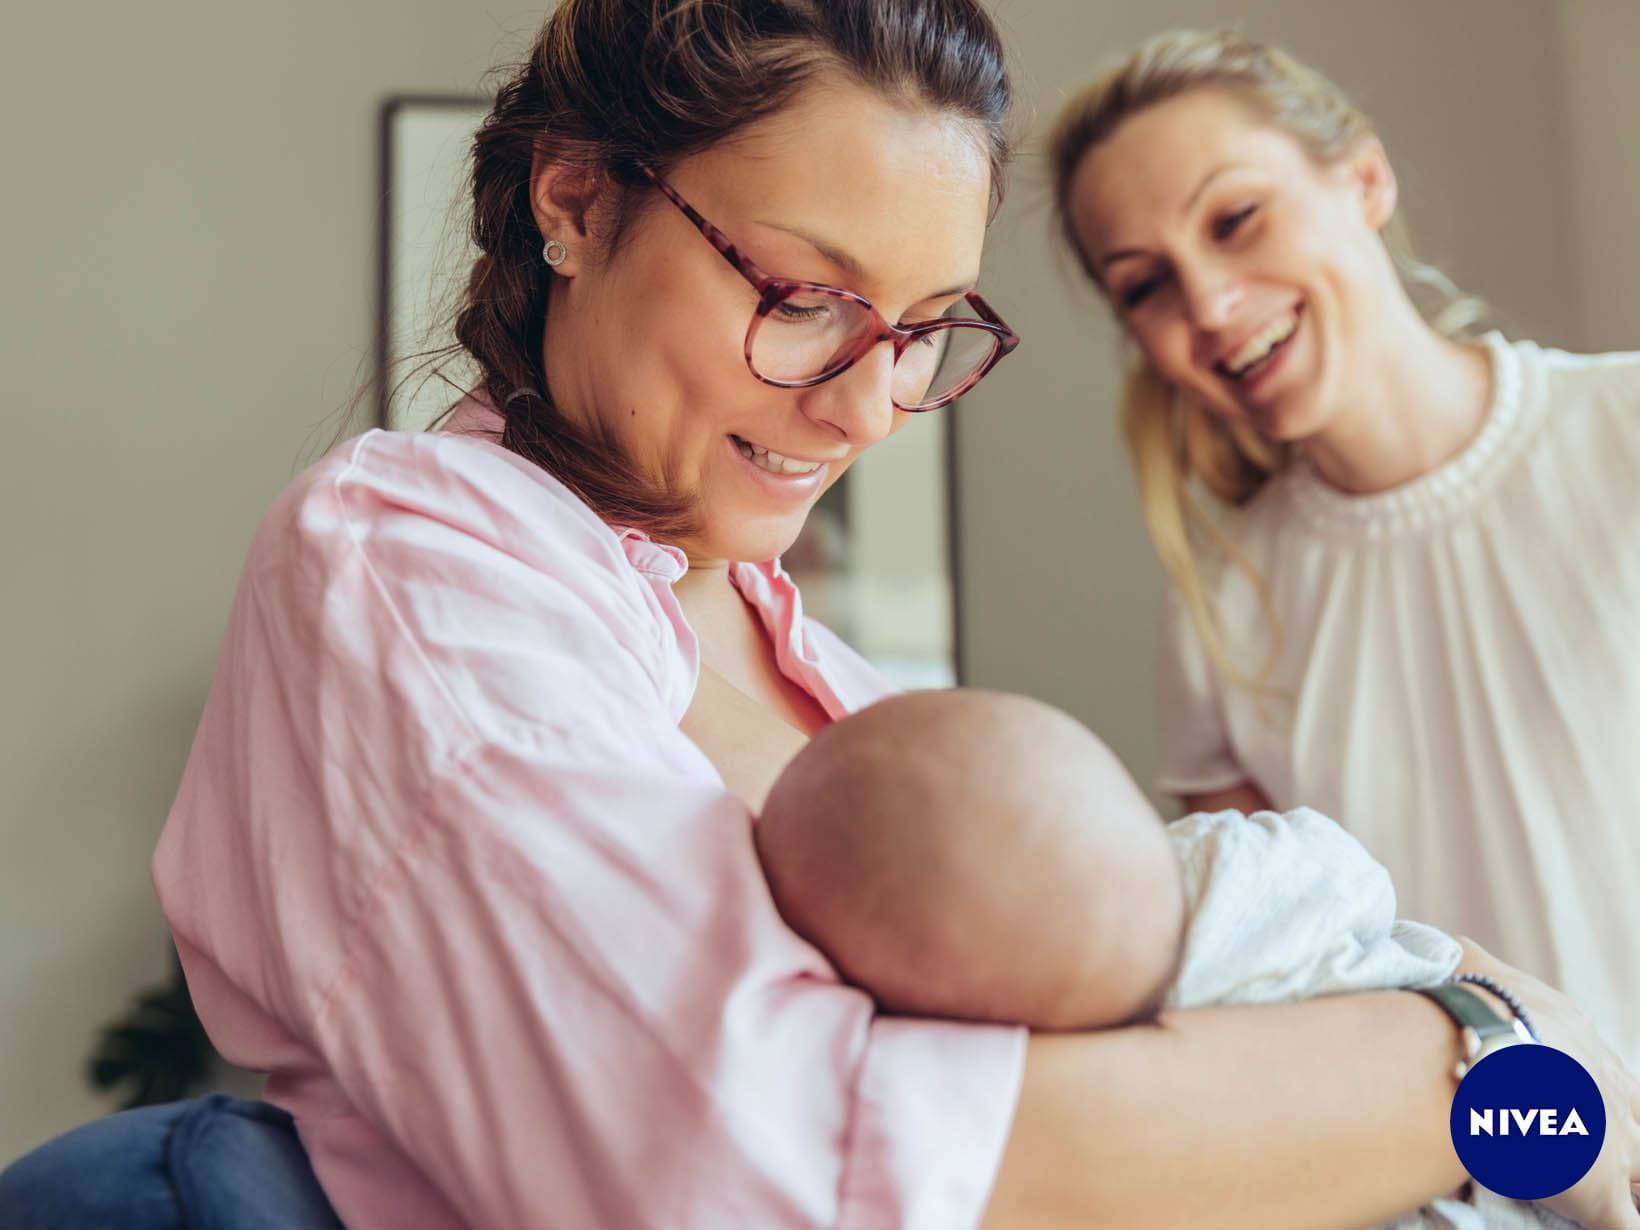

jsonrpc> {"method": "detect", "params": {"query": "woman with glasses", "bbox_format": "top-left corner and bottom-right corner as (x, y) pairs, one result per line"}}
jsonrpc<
(47, 5), (1623, 1230)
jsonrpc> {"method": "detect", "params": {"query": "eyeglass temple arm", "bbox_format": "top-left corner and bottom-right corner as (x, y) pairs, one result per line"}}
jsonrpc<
(965, 290), (1010, 332)
(637, 165), (771, 284)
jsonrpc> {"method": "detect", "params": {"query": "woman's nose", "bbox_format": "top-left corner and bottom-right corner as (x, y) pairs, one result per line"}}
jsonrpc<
(799, 342), (899, 446)
(1179, 264), (1244, 331)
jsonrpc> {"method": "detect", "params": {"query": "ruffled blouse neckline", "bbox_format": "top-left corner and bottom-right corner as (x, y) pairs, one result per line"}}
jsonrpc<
(1281, 332), (1531, 538)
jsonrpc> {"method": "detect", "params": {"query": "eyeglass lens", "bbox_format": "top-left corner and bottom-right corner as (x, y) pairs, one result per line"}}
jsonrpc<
(748, 293), (999, 409)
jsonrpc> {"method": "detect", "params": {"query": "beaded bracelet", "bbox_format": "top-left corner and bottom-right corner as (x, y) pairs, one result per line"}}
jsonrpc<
(1454, 973), (1539, 1042)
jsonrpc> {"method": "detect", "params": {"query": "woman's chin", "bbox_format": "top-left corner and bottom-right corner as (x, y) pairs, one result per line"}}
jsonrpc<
(1233, 388), (1331, 445)
(1264, 406), (1334, 445)
(695, 517), (808, 568)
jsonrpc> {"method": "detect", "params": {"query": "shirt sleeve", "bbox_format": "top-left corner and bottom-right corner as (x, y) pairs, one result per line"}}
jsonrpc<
(161, 432), (1024, 1230)
(1154, 583), (1247, 798)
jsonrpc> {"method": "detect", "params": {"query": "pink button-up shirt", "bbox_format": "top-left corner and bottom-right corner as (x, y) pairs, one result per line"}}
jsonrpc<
(152, 405), (1025, 1229)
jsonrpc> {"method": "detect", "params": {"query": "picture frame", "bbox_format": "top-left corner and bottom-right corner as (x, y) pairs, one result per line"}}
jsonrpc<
(376, 94), (491, 433)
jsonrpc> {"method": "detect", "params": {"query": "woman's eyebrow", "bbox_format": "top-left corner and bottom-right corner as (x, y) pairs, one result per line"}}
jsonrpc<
(758, 220), (976, 298)
(1098, 160), (1251, 271)
(1185, 160), (1246, 211)
(1100, 248), (1149, 271)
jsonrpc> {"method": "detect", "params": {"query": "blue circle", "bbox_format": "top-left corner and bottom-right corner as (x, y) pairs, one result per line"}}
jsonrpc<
(1450, 1044), (1605, 1200)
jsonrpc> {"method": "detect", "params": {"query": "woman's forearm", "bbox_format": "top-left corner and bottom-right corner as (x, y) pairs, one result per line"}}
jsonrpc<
(981, 990), (1464, 1230)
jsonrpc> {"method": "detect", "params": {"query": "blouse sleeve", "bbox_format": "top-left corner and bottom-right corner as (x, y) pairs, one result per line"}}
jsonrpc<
(1154, 583), (1247, 798)
(155, 432), (1023, 1230)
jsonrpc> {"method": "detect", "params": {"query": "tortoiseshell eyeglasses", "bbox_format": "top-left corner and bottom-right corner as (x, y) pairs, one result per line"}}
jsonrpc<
(641, 167), (1019, 412)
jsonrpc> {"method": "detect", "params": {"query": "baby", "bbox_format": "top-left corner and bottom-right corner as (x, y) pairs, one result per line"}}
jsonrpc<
(754, 689), (1569, 1230)
(756, 687), (1187, 1031)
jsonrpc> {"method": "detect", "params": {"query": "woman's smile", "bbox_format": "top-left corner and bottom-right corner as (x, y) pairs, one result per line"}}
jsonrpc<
(1215, 305), (1301, 384)
(724, 431), (832, 500)
(1213, 302), (1307, 417)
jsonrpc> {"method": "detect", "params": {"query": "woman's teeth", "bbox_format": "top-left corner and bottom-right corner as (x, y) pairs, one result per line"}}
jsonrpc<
(735, 437), (823, 476)
(1224, 312), (1299, 378)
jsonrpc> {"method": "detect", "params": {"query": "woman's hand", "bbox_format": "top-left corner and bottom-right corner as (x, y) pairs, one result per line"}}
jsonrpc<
(1457, 939), (1640, 1229)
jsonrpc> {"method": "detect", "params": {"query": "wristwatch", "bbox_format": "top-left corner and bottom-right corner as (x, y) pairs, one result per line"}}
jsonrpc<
(1415, 981), (1537, 1080)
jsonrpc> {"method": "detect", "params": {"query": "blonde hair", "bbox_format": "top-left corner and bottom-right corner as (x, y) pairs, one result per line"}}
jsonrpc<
(1048, 29), (1486, 693)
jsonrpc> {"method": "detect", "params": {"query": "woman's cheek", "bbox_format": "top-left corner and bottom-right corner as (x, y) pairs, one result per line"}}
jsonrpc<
(1152, 324), (1196, 385)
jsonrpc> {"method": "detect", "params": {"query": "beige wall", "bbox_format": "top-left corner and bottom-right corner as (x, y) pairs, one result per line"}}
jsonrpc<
(958, 0), (1587, 804)
(0, 0), (1623, 1167)
(1557, 1), (1640, 352)
(0, 0), (543, 1163)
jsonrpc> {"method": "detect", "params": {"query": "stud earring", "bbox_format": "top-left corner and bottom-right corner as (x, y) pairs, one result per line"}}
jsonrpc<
(542, 239), (568, 268)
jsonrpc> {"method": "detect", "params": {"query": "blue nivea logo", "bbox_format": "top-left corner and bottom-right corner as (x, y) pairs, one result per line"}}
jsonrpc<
(1450, 1045), (1605, 1200)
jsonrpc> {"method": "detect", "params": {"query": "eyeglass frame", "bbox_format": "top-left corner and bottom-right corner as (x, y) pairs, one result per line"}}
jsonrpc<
(638, 166), (1019, 412)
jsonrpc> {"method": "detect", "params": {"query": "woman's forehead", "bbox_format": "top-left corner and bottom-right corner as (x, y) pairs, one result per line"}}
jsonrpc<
(675, 83), (993, 291)
(1070, 95), (1302, 246)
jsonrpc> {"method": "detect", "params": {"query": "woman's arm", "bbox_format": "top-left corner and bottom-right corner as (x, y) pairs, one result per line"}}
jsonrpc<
(982, 990), (1462, 1230)
(1180, 778), (1274, 816)
(983, 950), (1640, 1230)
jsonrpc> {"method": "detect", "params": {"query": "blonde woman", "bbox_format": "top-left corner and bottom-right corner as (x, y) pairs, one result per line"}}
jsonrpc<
(1051, 28), (1640, 1072)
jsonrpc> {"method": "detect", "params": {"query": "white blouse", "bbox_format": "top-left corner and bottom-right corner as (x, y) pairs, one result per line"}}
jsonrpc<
(1159, 334), (1640, 1066)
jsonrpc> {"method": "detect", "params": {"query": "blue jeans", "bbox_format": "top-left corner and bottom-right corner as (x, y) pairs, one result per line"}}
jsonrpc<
(0, 1094), (341, 1229)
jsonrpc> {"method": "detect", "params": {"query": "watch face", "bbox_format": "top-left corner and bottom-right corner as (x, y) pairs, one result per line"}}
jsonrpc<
(1478, 1024), (1531, 1061)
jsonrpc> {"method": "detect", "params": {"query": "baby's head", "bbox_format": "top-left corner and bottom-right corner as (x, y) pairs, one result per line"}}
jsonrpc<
(755, 689), (1184, 1031)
